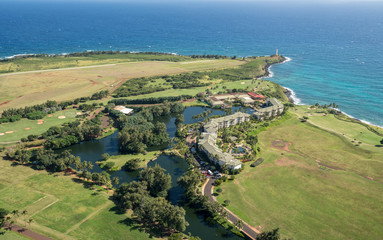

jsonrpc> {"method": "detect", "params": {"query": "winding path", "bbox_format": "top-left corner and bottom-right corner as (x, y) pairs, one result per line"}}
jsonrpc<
(202, 178), (260, 240)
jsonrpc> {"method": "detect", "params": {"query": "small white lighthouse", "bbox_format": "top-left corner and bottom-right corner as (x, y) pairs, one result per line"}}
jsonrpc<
(276, 49), (279, 56)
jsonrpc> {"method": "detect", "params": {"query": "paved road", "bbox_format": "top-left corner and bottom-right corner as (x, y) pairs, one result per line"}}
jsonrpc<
(203, 178), (260, 240)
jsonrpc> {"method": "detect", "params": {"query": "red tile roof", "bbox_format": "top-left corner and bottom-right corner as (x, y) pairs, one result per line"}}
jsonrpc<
(248, 92), (266, 100)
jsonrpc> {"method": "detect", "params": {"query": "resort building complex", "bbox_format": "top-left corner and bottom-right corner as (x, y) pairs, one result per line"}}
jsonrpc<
(206, 92), (264, 107)
(198, 112), (251, 170)
(253, 98), (284, 120)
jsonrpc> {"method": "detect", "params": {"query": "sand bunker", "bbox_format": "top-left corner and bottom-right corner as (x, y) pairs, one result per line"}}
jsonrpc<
(0, 133), (4, 136)
(58, 116), (66, 119)
(271, 140), (291, 152)
(25, 128), (31, 130)
(48, 114), (53, 117)
(241, 81), (245, 84)
(76, 112), (82, 115)
(5, 131), (14, 134)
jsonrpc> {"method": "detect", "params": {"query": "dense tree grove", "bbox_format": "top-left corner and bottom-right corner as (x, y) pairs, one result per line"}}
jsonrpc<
(44, 120), (102, 149)
(91, 90), (109, 100)
(113, 165), (187, 235)
(5, 148), (93, 173)
(0, 100), (61, 123)
(113, 102), (184, 154)
(109, 95), (192, 104)
(139, 164), (171, 198)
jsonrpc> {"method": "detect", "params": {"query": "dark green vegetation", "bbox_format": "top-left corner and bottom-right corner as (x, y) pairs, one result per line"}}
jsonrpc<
(113, 164), (187, 236)
(43, 119), (102, 149)
(0, 90), (108, 125)
(114, 56), (285, 97)
(109, 95), (193, 105)
(108, 102), (185, 154)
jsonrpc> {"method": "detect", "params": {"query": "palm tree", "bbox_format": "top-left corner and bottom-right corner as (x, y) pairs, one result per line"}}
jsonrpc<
(27, 218), (34, 226)
(21, 210), (28, 226)
(235, 220), (243, 230)
(11, 210), (19, 218)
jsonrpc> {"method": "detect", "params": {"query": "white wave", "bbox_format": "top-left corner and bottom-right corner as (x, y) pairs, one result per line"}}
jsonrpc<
(283, 57), (292, 63)
(5, 53), (34, 59)
(283, 87), (302, 105)
(263, 56), (291, 78)
(338, 110), (383, 128)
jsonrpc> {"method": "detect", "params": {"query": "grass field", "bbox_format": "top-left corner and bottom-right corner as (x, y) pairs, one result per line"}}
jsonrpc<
(119, 78), (287, 101)
(0, 109), (78, 143)
(216, 110), (383, 240)
(0, 158), (152, 240)
(0, 59), (243, 111)
(0, 53), (192, 73)
(1, 231), (31, 240)
(101, 150), (161, 170)
(293, 105), (383, 146)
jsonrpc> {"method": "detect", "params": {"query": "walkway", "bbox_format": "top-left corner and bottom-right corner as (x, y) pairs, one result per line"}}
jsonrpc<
(202, 178), (260, 240)
(9, 225), (53, 240)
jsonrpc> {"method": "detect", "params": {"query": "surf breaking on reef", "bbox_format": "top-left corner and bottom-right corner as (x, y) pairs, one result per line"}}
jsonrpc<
(266, 57), (383, 128)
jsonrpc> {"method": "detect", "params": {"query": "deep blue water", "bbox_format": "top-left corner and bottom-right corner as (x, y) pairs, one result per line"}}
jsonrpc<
(1, 1), (382, 125)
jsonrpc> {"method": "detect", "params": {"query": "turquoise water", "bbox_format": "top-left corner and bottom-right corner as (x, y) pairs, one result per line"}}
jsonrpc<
(0, 1), (382, 125)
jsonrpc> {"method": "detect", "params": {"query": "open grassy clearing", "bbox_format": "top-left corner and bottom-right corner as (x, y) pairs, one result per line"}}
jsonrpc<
(0, 53), (192, 73)
(1, 231), (32, 240)
(0, 109), (78, 143)
(0, 59), (243, 111)
(102, 150), (161, 170)
(216, 110), (383, 240)
(0, 158), (152, 240)
(120, 78), (286, 101)
(69, 206), (151, 240)
(293, 105), (383, 146)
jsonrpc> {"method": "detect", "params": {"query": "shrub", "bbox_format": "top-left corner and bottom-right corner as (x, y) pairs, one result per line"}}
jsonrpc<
(101, 153), (110, 161)
(224, 200), (231, 206)
(103, 162), (115, 171)
(25, 111), (47, 120)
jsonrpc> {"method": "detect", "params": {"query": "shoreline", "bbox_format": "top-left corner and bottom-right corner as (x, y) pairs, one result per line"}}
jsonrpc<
(265, 57), (383, 129)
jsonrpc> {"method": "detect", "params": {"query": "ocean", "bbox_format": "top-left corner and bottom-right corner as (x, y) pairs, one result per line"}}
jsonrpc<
(1, 1), (382, 126)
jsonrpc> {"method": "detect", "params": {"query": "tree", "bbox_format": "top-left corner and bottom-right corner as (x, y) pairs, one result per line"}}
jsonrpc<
(113, 181), (149, 211)
(235, 220), (243, 230)
(256, 228), (283, 240)
(112, 177), (119, 186)
(139, 164), (171, 198)
(103, 162), (115, 171)
(380, 138), (383, 145)
(122, 158), (141, 172)
(224, 200), (231, 206)
(27, 218), (34, 226)
(0, 208), (10, 235)
(101, 153), (110, 161)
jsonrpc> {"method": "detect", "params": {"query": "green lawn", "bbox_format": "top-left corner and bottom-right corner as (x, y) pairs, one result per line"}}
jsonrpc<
(1, 231), (32, 240)
(216, 110), (383, 240)
(0, 109), (78, 143)
(69, 206), (151, 240)
(121, 79), (286, 101)
(293, 105), (383, 146)
(102, 150), (161, 170)
(0, 158), (153, 240)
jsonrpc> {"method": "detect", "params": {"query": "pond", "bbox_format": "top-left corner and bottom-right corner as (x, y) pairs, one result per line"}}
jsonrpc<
(61, 106), (250, 240)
